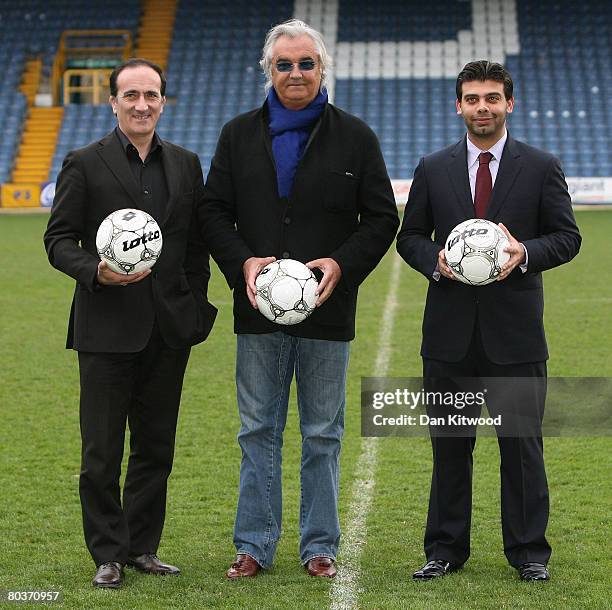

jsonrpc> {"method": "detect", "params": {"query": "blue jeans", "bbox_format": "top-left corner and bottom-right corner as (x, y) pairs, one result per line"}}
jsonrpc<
(233, 332), (350, 568)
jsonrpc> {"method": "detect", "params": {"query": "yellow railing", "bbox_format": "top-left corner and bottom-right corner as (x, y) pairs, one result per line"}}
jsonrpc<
(63, 69), (114, 105)
(52, 29), (132, 105)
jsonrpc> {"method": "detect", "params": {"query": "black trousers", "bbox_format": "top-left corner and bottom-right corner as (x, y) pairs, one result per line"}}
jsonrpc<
(77, 324), (190, 566)
(422, 322), (551, 569)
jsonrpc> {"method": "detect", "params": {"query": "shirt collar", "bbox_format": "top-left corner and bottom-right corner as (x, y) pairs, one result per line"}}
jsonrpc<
(466, 129), (507, 168)
(115, 126), (163, 155)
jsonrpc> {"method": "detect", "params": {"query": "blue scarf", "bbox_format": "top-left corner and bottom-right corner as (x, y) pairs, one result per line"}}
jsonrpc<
(267, 87), (328, 198)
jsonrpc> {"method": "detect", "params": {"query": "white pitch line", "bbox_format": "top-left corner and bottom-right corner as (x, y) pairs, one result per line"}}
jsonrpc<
(330, 252), (403, 610)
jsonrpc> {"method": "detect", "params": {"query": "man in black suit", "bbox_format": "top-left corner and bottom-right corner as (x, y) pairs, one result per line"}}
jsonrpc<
(396, 61), (581, 582)
(44, 58), (216, 588)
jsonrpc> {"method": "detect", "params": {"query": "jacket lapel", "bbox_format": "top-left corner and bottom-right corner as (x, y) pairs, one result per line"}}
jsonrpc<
(260, 102), (276, 171)
(96, 131), (141, 207)
(447, 137), (474, 218)
(487, 134), (522, 221)
(161, 143), (182, 227)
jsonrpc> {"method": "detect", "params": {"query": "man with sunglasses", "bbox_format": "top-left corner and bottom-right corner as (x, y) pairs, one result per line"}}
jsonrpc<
(202, 19), (398, 579)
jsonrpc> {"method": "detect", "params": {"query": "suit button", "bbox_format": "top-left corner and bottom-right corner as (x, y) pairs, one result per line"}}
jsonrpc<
(283, 217), (291, 225)
(282, 251), (290, 259)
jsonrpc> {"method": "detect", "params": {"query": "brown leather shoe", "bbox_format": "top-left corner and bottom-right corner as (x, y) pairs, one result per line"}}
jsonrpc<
(127, 553), (180, 575)
(226, 554), (261, 579)
(306, 557), (337, 578)
(93, 562), (124, 588)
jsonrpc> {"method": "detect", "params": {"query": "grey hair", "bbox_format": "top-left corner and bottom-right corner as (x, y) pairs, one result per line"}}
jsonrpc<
(260, 19), (331, 93)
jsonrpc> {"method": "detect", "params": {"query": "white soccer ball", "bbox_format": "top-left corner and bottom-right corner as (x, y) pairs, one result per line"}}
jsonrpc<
(255, 259), (319, 325)
(444, 219), (510, 285)
(96, 208), (163, 274)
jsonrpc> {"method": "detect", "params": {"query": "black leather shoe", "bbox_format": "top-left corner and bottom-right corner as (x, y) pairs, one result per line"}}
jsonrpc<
(518, 562), (550, 581)
(93, 562), (123, 588)
(413, 559), (457, 580)
(127, 553), (180, 575)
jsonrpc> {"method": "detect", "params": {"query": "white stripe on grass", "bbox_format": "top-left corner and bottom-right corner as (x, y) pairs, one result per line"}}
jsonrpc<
(330, 252), (403, 610)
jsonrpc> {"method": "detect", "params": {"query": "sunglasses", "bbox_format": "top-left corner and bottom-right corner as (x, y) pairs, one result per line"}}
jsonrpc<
(275, 60), (317, 73)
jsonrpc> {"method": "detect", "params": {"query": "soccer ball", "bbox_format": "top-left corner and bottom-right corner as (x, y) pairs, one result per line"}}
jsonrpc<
(96, 208), (163, 274)
(255, 259), (319, 325)
(444, 219), (510, 285)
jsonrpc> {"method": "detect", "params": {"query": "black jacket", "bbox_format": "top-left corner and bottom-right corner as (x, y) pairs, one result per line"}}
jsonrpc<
(396, 134), (581, 364)
(201, 102), (399, 341)
(44, 131), (217, 352)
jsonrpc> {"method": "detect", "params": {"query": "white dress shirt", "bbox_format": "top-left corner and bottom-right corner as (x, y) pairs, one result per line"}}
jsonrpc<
(466, 130), (507, 202)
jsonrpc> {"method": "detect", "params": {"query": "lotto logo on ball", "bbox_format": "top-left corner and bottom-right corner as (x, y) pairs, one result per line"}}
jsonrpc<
(96, 208), (163, 274)
(121, 229), (161, 252)
(444, 219), (510, 285)
(255, 259), (318, 325)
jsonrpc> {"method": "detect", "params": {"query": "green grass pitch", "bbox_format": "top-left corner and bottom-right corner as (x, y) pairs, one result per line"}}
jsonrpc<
(0, 211), (610, 609)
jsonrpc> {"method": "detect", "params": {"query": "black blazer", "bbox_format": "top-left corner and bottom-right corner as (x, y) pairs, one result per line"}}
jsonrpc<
(44, 131), (217, 352)
(202, 102), (399, 341)
(396, 134), (581, 365)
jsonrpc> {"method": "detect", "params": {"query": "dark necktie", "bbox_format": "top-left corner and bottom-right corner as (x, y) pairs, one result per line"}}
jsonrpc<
(474, 151), (493, 219)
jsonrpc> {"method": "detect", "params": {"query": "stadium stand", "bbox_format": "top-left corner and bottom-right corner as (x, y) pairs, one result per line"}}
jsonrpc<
(506, 0), (611, 178)
(0, 91), (26, 185)
(0, 0), (610, 195)
(332, 0), (611, 178)
(158, 0), (294, 173)
(0, 0), (140, 187)
(48, 0), (294, 181)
